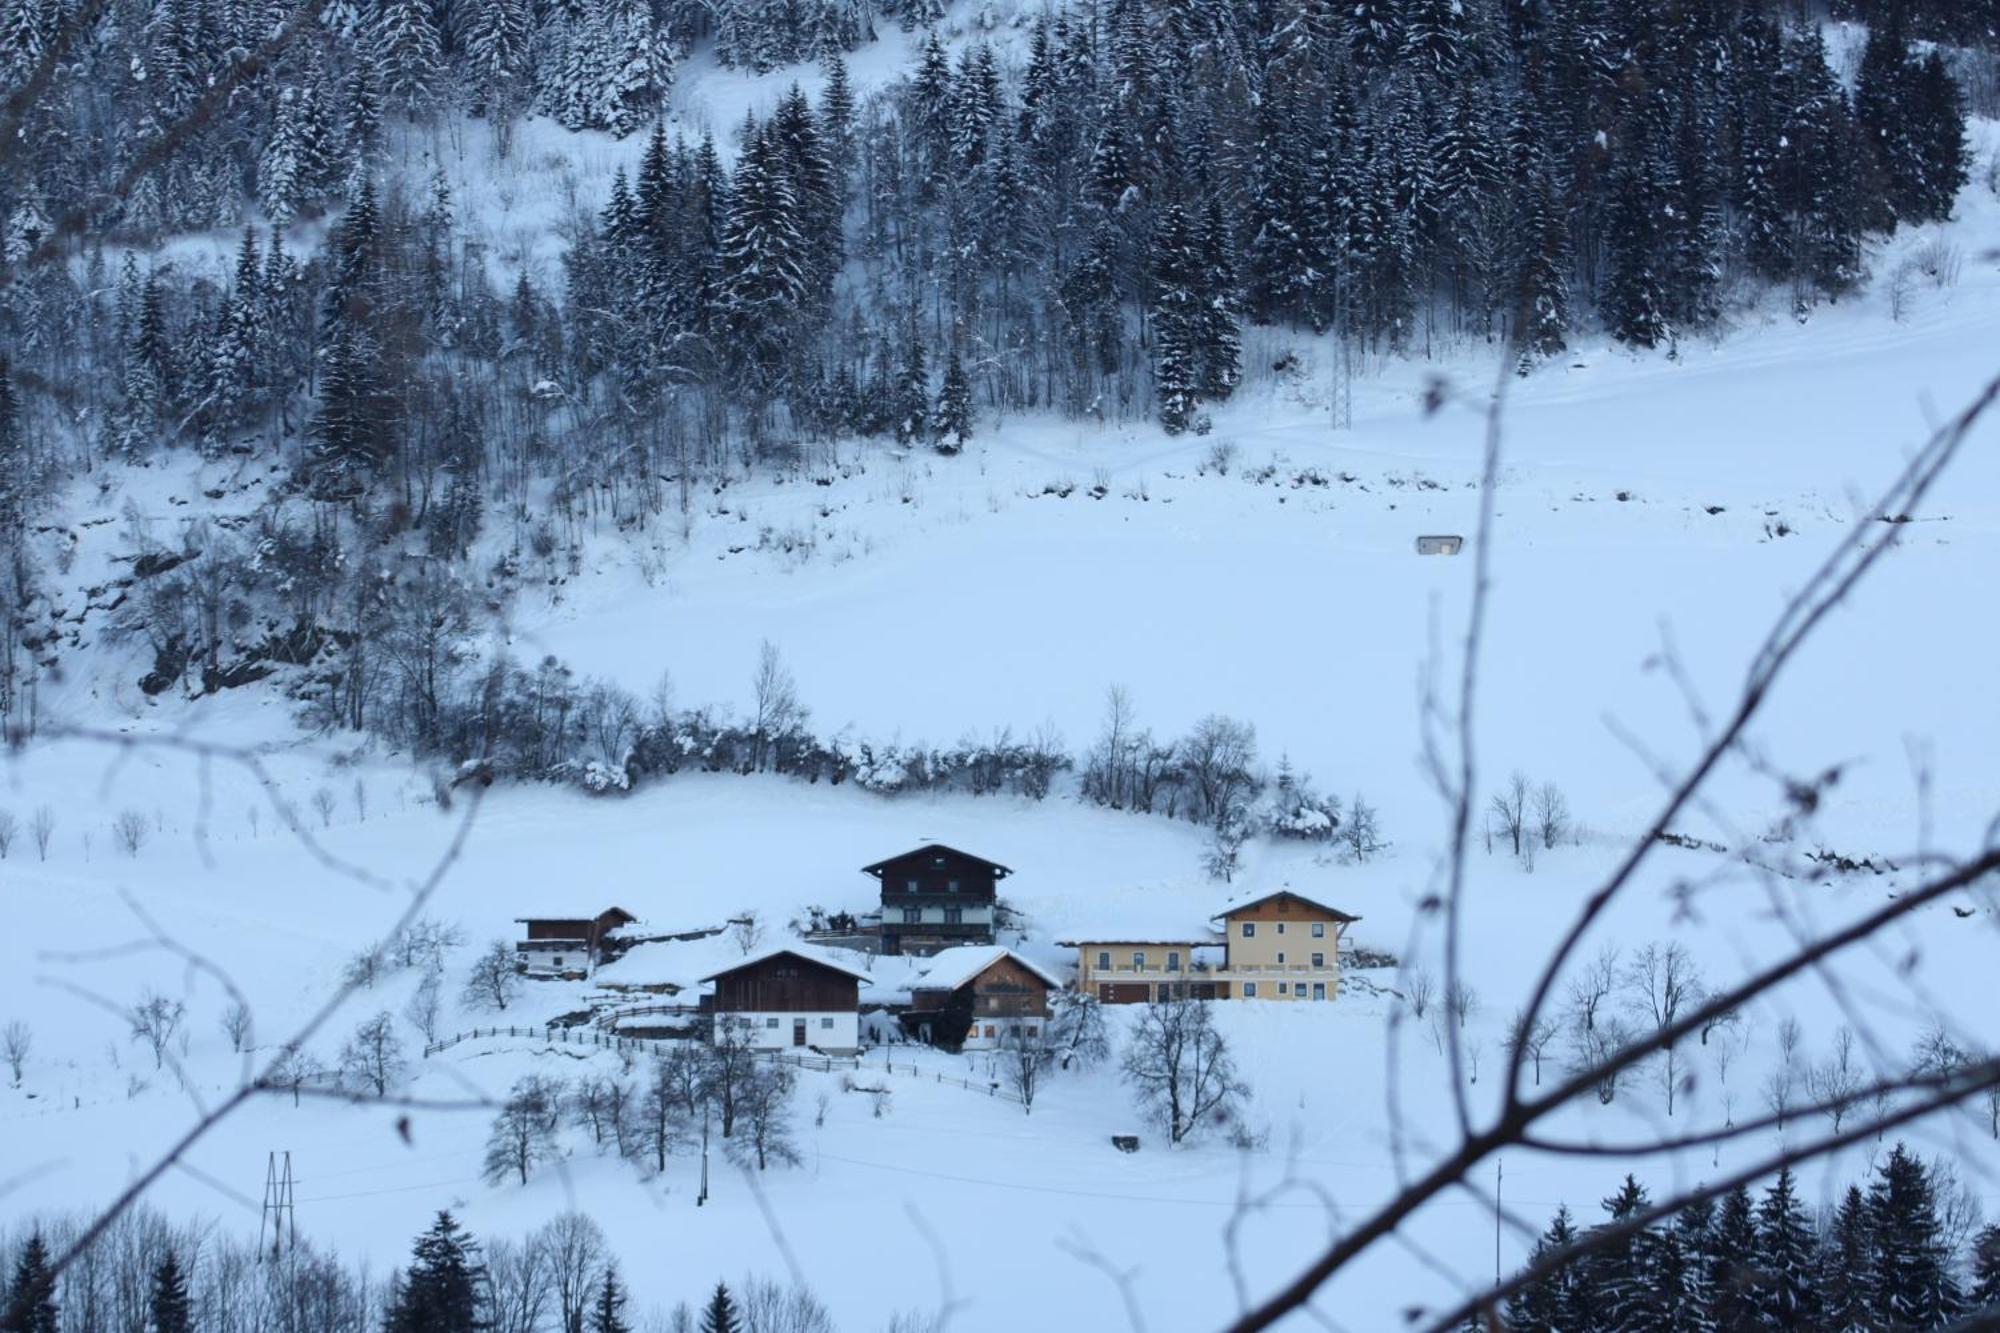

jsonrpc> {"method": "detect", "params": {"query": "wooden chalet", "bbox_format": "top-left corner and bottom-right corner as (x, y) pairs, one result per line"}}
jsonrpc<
(700, 944), (870, 1053)
(904, 946), (1063, 1050)
(864, 843), (1012, 956)
(514, 906), (638, 979)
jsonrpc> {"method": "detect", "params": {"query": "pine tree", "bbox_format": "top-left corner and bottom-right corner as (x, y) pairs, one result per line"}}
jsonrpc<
(1707, 1183), (1761, 1333)
(1820, 1185), (1872, 1333)
(1150, 200), (1200, 434)
(384, 1212), (485, 1333)
(933, 343), (971, 453)
(714, 126), (805, 397)
(0, 355), (22, 541)
(1, 1232), (58, 1333)
(1753, 1168), (1820, 1331)
(1591, 1175), (1655, 1329)
(1601, 96), (1671, 350)
(893, 332), (927, 444)
(373, 0), (440, 119)
(1193, 194), (1241, 400)
(149, 1250), (191, 1333)
(699, 1281), (739, 1333)
(1970, 1223), (2000, 1314)
(1508, 1205), (1582, 1332)
(1864, 1144), (1960, 1330)
(1905, 52), (1967, 224)
(588, 1265), (631, 1333)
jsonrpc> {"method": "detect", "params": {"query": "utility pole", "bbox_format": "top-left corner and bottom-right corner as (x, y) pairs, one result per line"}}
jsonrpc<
(259, 1151), (297, 1262)
(697, 1104), (710, 1207)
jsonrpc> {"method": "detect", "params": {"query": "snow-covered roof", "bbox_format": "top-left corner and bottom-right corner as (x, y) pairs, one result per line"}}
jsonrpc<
(698, 940), (876, 985)
(911, 945), (1065, 993)
(513, 906), (636, 924)
(861, 843), (1013, 877)
(1211, 886), (1359, 923)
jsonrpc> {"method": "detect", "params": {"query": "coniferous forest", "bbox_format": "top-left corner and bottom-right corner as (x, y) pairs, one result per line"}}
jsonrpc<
(0, 0), (1982, 766)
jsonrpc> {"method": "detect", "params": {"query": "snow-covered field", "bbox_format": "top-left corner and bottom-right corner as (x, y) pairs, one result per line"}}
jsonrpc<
(4, 41), (1999, 1333)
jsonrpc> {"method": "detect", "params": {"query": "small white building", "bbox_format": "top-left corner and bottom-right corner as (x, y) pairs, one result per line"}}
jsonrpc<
(700, 944), (871, 1054)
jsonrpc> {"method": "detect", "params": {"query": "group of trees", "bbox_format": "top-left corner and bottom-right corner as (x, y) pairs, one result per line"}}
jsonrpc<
(483, 1020), (802, 1187)
(0, 1206), (867, 1333)
(1502, 1147), (1999, 1331)
(0, 0), (1978, 777)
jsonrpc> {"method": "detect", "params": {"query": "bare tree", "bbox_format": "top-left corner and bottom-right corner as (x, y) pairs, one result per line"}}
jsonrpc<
(128, 992), (186, 1069)
(484, 1075), (566, 1185)
(403, 971), (443, 1045)
(30, 805), (54, 860)
(311, 787), (336, 828)
(1182, 714), (1258, 830)
(1047, 990), (1110, 1070)
(2, 1019), (29, 1085)
(1532, 782), (1570, 850)
(0, 809), (15, 858)
(219, 1001), (253, 1054)
(1445, 982), (1481, 1031)
(1807, 1026), (1864, 1132)
(1341, 792), (1387, 862)
(337, 1012), (404, 1097)
(1567, 1015), (1642, 1106)
(486, 1238), (552, 1333)
(1504, 1010), (1559, 1087)
(1563, 944), (1621, 1034)
(637, 1051), (691, 1173)
(264, 1048), (326, 1106)
(730, 911), (765, 957)
(463, 940), (522, 1011)
(1002, 1025), (1050, 1113)
(703, 1018), (757, 1138)
(737, 1278), (837, 1333)
(1405, 969), (1438, 1020)
(1121, 999), (1249, 1145)
(1624, 942), (1706, 1116)
(113, 809), (149, 856)
(747, 640), (804, 772)
(729, 1064), (800, 1170)
(533, 1212), (606, 1333)
(1487, 771), (1528, 858)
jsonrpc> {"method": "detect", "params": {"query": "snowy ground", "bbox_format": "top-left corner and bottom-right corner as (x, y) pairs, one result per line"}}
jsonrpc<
(5, 47), (2000, 1333)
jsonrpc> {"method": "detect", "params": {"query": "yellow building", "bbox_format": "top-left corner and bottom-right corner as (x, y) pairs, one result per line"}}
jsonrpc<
(1213, 888), (1358, 1002)
(1060, 887), (1360, 1004)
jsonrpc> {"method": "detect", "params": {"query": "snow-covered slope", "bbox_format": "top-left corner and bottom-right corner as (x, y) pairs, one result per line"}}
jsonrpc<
(3, 52), (1998, 1333)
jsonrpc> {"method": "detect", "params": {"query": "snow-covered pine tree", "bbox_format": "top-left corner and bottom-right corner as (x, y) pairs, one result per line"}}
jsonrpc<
(1507, 1205), (1583, 1331)
(1600, 94), (1671, 349)
(1971, 1223), (2000, 1314)
(373, 0), (441, 119)
(1150, 200), (1199, 434)
(893, 331), (927, 444)
(1863, 1144), (1961, 1329)
(588, 1265), (632, 1333)
(1194, 193), (1241, 400)
(3, 1231), (59, 1333)
(1706, 1182), (1761, 1333)
(1753, 1167), (1821, 1331)
(714, 127), (806, 400)
(1819, 1185), (1872, 1333)
(933, 343), (971, 453)
(384, 1213), (485, 1333)
(699, 1280), (740, 1333)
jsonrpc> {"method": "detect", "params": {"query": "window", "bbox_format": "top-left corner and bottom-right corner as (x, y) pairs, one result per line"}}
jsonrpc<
(821, 1017), (835, 1029)
(1312, 952), (1325, 968)
(1276, 923), (1286, 935)
(1166, 951), (1181, 972)
(1243, 983), (1258, 997)
(551, 956), (564, 969)
(764, 1017), (780, 1029)
(902, 908), (922, 924)
(1276, 952), (1286, 964)
(1241, 922), (1255, 938)
(1312, 983), (1327, 1001)
(905, 877), (919, 892)
(1132, 951), (1147, 969)
(944, 907), (963, 925)
(983, 1025), (996, 1038)
(947, 878), (960, 893)
(1097, 951), (1111, 970)
(1277, 983), (1288, 995)
(1026, 1026), (1040, 1038)
(1312, 922), (1326, 938)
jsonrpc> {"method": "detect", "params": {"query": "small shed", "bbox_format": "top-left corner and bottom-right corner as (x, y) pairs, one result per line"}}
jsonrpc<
(514, 907), (638, 979)
(1415, 535), (1464, 555)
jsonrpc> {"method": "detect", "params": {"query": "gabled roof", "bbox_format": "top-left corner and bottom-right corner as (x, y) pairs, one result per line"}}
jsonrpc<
(698, 942), (875, 985)
(861, 843), (1013, 878)
(1211, 888), (1360, 924)
(911, 945), (1064, 993)
(514, 906), (637, 926)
